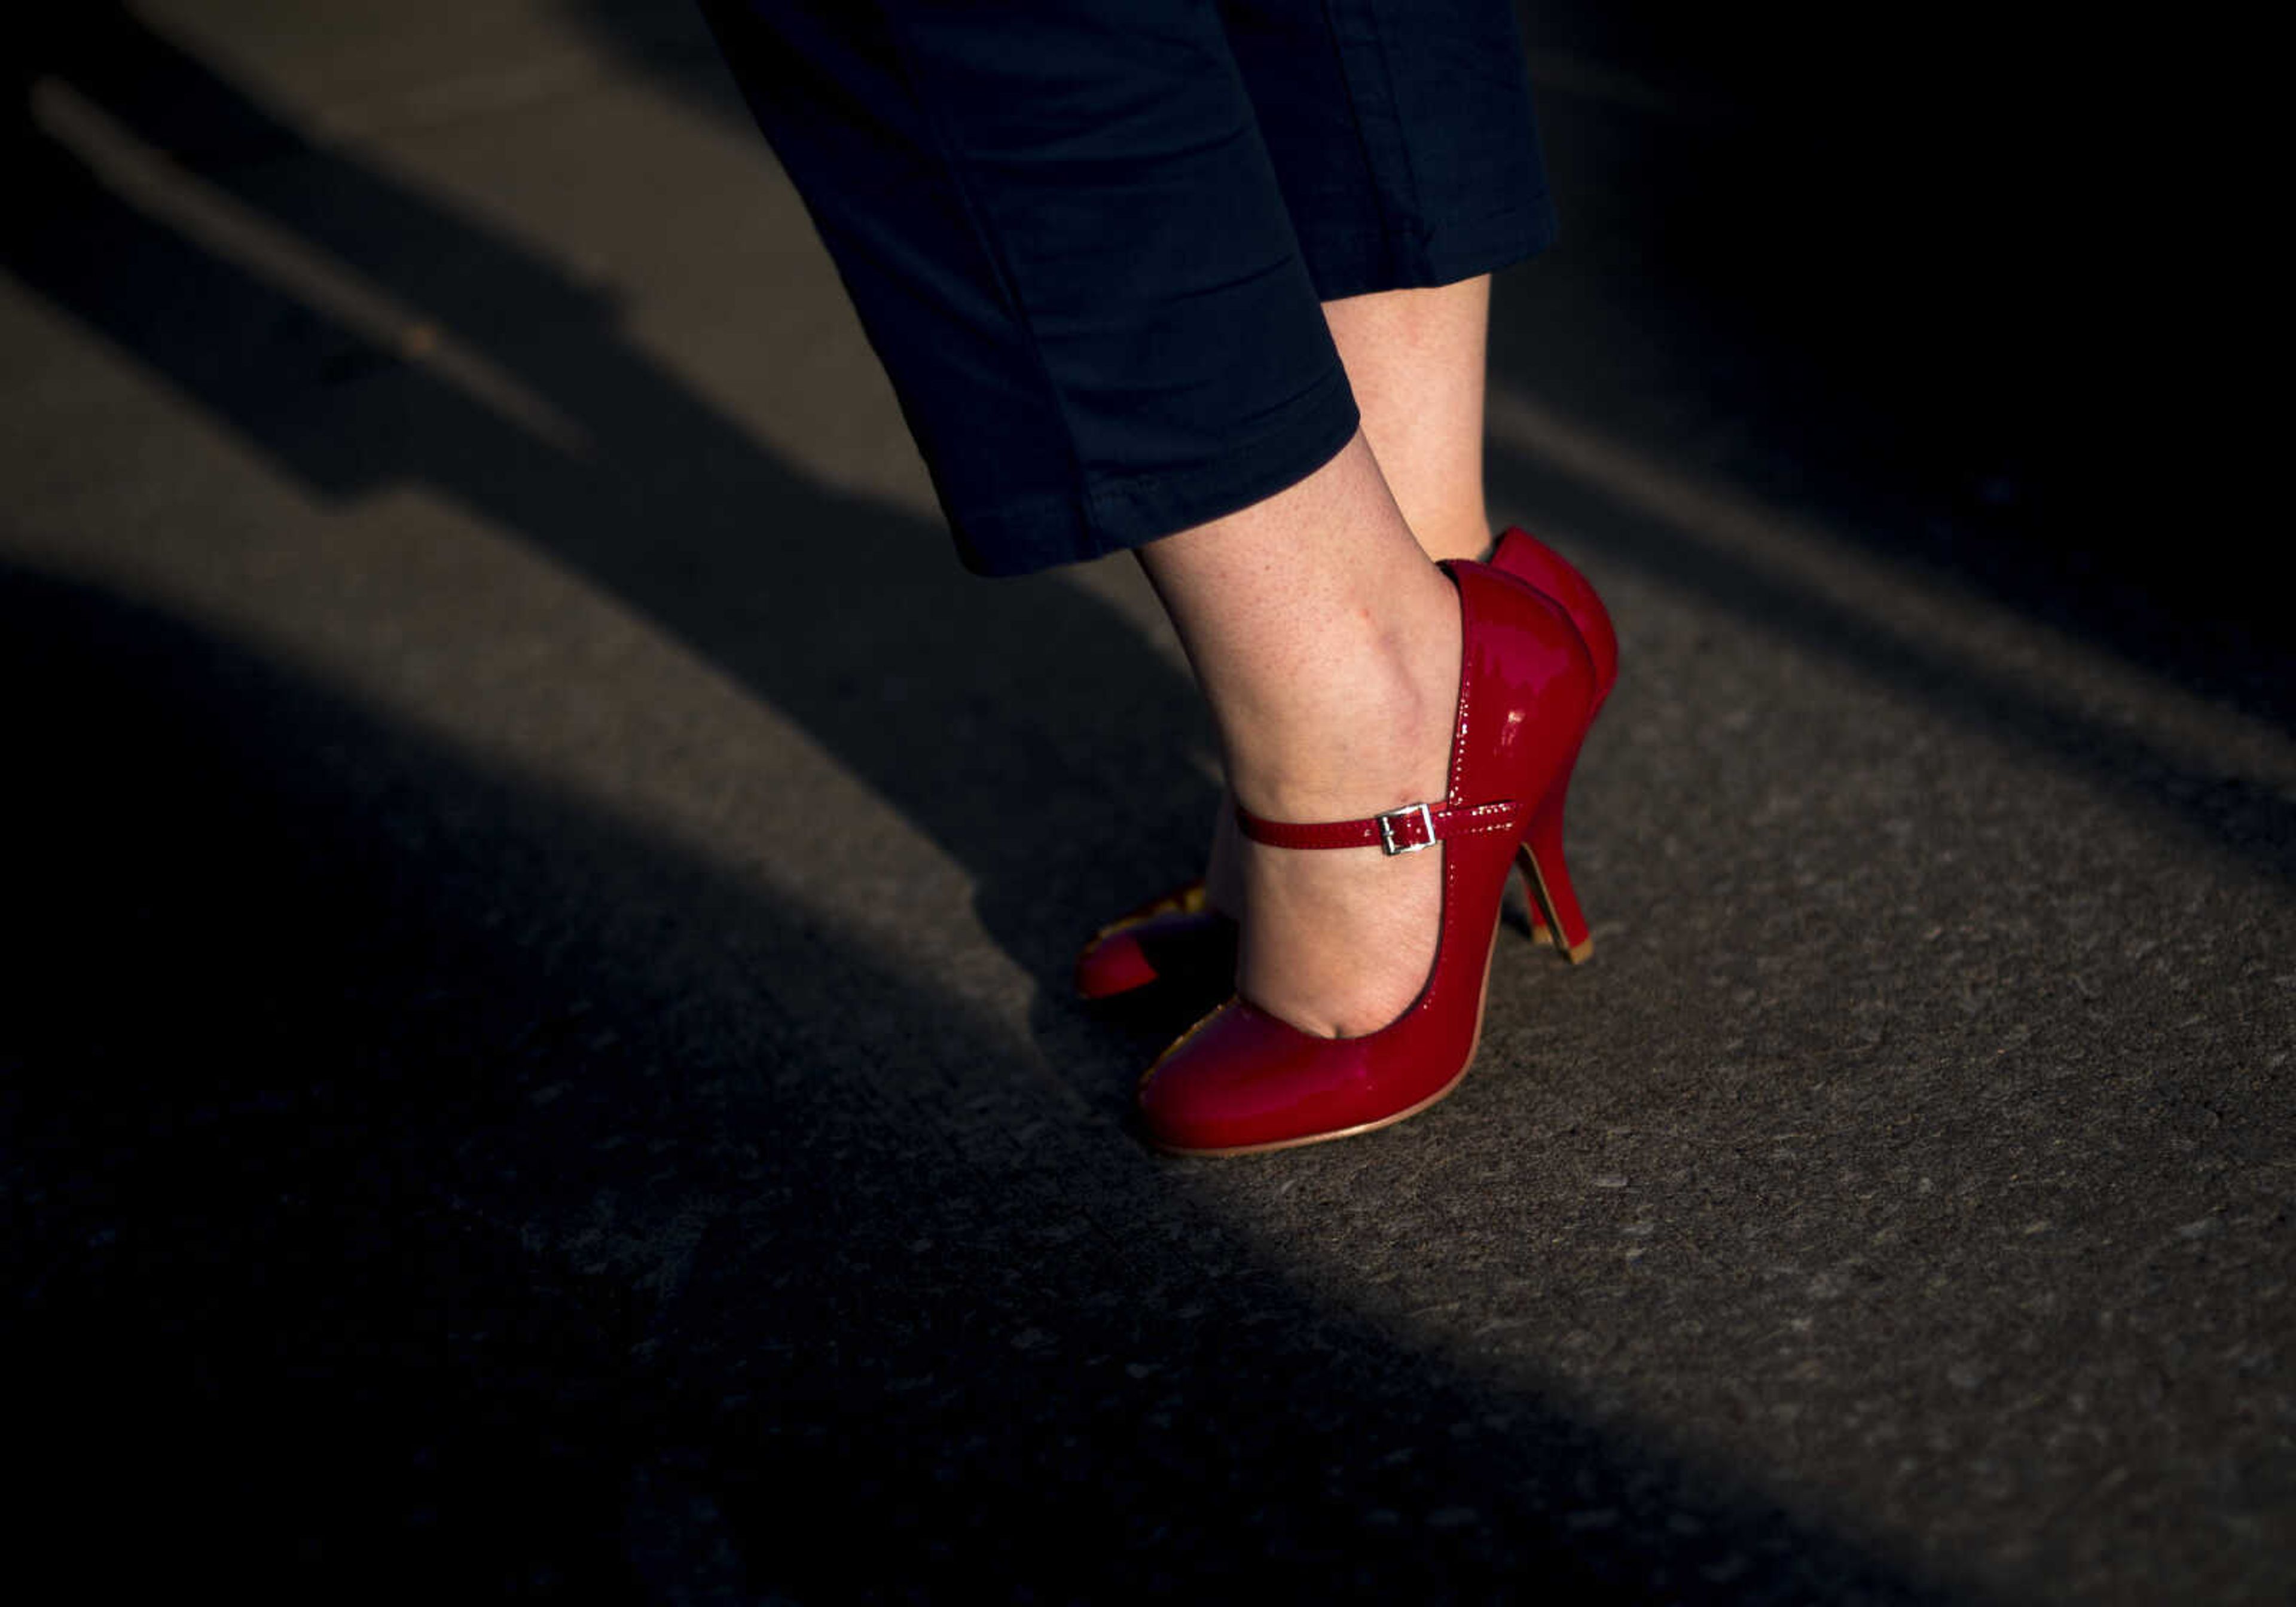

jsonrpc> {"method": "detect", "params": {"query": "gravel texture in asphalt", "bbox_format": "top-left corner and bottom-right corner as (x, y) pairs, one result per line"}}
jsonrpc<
(5, 4), (2289, 1602)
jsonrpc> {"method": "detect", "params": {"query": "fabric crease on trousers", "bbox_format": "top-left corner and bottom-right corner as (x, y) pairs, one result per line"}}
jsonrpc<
(699, 0), (1558, 575)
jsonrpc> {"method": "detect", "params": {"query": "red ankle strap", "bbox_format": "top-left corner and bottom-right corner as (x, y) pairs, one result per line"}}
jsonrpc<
(1234, 798), (1527, 856)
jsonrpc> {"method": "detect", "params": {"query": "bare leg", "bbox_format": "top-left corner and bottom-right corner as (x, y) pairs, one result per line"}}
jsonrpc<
(1196, 276), (1495, 920)
(1325, 276), (1495, 564)
(1137, 432), (1458, 1037)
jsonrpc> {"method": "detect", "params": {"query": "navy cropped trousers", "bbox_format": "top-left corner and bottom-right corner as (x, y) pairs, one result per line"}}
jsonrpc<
(698, 0), (1556, 576)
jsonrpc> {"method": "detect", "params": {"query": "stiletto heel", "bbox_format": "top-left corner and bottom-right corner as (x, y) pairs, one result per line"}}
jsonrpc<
(1517, 772), (1593, 964)
(1490, 526), (1612, 964)
(1137, 560), (1599, 1156)
(1077, 527), (1615, 1001)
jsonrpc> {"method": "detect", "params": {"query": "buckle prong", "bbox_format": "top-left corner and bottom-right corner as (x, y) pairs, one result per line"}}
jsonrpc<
(1378, 802), (1437, 856)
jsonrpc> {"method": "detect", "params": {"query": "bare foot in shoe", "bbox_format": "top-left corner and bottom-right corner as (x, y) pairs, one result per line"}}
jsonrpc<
(1135, 433), (1465, 1040)
(1228, 587), (1461, 1039)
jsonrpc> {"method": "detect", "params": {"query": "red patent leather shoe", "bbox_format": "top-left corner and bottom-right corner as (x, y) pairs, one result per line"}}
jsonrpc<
(1076, 527), (1614, 1000)
(1073, 879), (1238, 1002)
(1137, 558), (1599, 1155)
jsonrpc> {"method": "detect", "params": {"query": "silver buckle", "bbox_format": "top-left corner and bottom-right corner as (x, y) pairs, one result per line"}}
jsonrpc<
(1377, 802), (1437, 856)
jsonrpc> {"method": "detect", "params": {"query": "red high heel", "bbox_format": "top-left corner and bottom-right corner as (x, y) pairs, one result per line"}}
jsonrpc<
(1076, 527), (1614, 1000)
(1489, 526), (1617, 963)
(1137, 559), (1598, 1155)
(1073, 879), (1238, 1003)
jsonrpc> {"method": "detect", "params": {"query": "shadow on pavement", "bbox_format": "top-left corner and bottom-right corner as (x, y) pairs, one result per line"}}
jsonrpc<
(2, 10), (1978, 1601)
(5, 3), (1219, 1019)
(6, 5), (2266, 1600)
(4, 567), (1965, 1599)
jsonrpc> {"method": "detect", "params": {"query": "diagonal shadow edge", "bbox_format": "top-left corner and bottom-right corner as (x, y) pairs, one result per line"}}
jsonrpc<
(3, 561), (1976, 1603)
(5, 9), (1223, 996)
(1484, 400), (2296, 893)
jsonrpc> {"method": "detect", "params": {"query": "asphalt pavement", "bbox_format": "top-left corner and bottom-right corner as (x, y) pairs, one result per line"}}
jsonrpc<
(5, 4), (2289, 1602)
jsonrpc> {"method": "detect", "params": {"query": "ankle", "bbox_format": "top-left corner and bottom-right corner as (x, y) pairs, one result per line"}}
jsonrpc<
(1413, 511), (1495, 566)
(1226, 592), (1459, 822)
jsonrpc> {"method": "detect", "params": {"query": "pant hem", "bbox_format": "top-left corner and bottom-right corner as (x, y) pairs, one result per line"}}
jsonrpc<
(1308, 194), (1559, 303)
(950, 368), (1362, 577)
